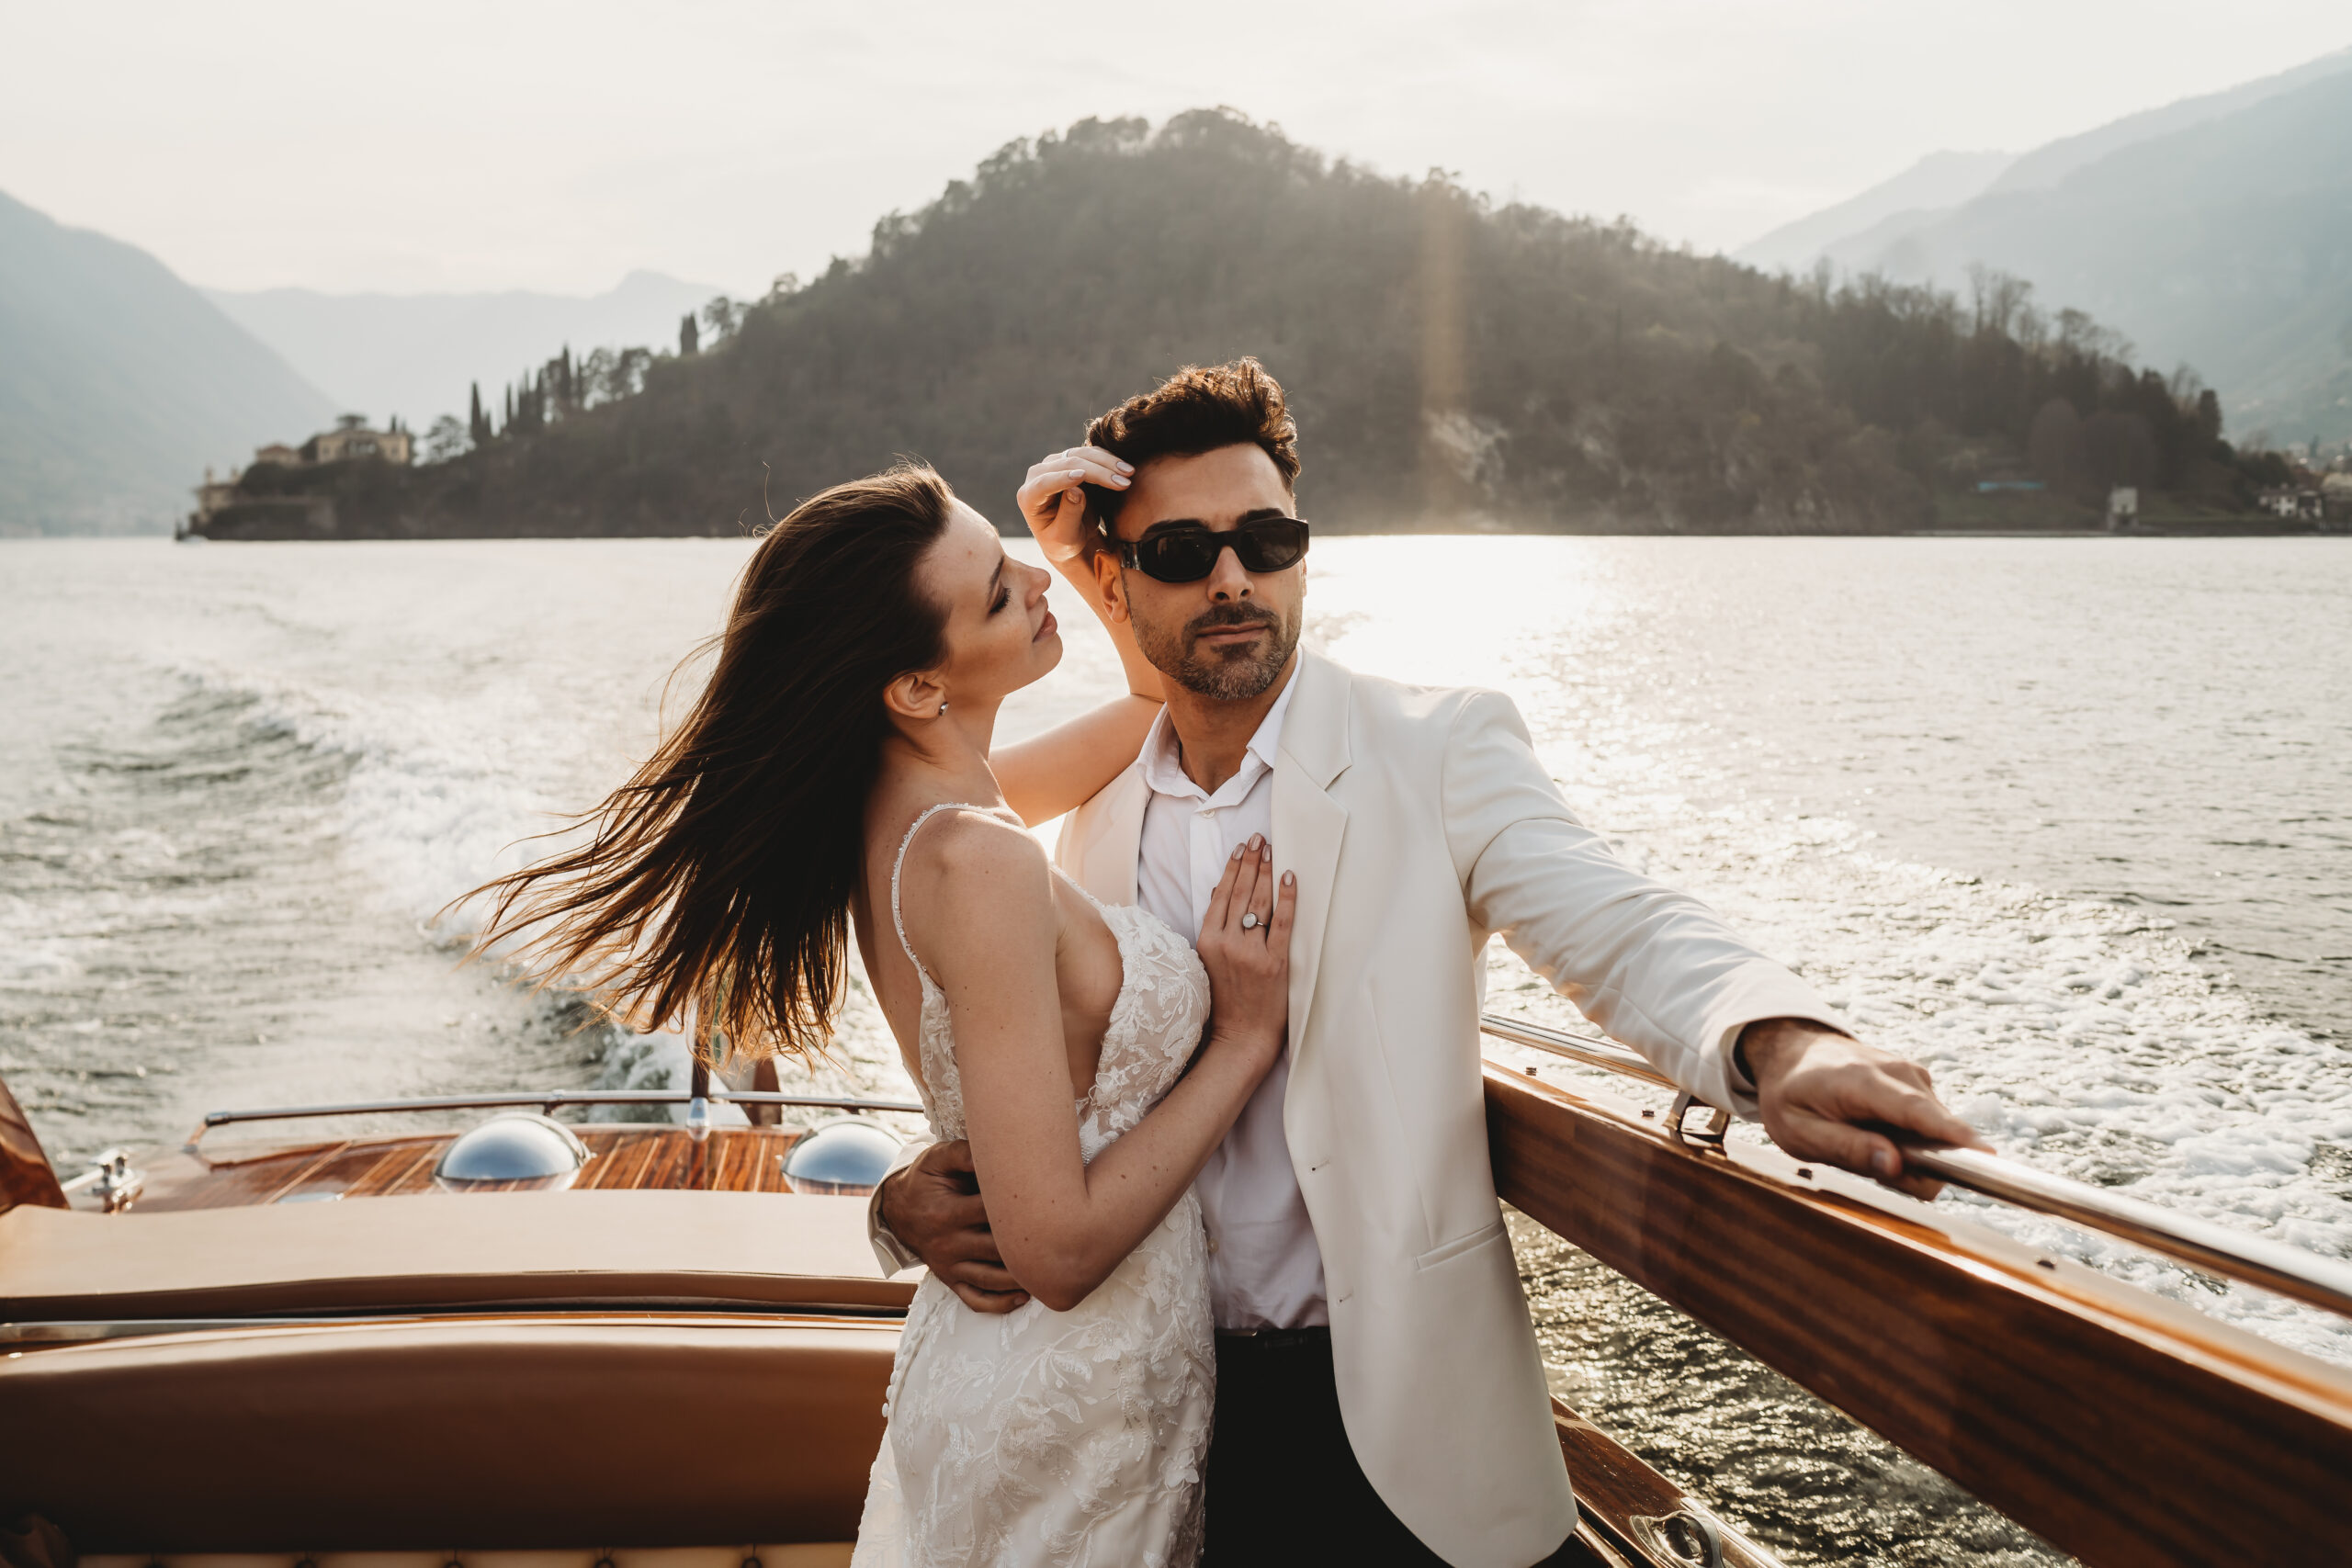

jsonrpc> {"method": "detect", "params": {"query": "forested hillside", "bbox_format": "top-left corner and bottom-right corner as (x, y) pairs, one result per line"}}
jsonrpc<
(242, 112), (2271, 538)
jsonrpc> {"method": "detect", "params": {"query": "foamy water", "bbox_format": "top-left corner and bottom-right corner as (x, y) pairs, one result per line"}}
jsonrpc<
(5, 534), (2347, 1565)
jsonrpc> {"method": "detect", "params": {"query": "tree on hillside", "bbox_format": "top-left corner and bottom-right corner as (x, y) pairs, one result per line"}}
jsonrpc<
(424, 414), (469, 463)
(584, 346), (652, 404)
(701, 297), (741, 346)
(679, 313), (699, 357)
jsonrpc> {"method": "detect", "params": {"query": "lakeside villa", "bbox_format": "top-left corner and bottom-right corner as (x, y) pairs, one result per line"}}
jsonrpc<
(189, 415), (412, 535)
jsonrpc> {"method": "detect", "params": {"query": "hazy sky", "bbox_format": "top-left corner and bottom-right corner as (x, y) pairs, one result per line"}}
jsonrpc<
(5, 1), (2346, 298)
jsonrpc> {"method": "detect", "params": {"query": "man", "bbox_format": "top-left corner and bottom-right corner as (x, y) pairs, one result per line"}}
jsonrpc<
(872, 359), (1980, 1566)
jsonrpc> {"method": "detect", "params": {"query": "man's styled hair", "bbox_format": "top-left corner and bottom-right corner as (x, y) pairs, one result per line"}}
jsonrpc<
(1081, 358), (1300, 547)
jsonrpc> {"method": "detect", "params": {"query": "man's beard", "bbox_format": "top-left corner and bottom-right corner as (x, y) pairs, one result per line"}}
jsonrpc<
(1133, 599), (1302, 702)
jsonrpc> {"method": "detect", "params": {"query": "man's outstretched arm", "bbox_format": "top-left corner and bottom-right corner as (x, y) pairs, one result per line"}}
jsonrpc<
(871, 1138), (1032, 1313)
(1442, 690), (1984, 1190)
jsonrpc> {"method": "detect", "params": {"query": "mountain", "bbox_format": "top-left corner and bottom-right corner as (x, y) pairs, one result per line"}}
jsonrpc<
(1743, 48), (2352, 445)
(205, 271), (721, 434)
(1751, 47), (2352, 273)
(1737, 151), (2014, 274)
(1980, 47), (2352, 197)
(1825, 66), (2352, 443)
(0, 189), (336, 535)
(209, 111), (2257, 541)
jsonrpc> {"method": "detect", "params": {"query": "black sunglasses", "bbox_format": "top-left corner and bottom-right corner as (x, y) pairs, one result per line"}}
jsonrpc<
(1115, 518), (1311, 583)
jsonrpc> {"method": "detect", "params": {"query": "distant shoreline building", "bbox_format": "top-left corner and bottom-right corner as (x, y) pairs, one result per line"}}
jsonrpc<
(186, 414), (411, 536)
(2256, 485), (2325, 523)
(299, 414), (412, 467)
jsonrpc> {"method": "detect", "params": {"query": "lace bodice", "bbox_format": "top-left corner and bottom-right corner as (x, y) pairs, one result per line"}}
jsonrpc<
(854, 802), (1218, 1568)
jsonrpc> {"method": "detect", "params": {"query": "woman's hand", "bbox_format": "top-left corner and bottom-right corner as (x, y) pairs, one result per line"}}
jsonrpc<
(1017, 445), (1134, 568)
(1194, 834), (1296, 1073)
(1014, 444), (1164, 705)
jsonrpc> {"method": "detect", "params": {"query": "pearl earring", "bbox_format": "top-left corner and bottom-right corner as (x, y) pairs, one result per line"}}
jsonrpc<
(938, 702), (949, 715)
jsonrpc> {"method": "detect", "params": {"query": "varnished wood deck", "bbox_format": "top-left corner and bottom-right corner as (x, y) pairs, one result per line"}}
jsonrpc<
(134, 1124), (808, 1212)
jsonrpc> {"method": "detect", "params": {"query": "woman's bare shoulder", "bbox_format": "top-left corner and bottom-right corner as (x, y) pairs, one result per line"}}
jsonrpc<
(897, 808), (1054, 936)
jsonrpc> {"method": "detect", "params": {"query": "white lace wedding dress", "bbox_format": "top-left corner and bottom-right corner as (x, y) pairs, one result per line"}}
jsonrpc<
(851, 803), (1217, 1568)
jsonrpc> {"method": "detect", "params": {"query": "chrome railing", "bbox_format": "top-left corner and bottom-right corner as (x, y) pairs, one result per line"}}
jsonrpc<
(191, 1088), (926, 1148)
(1480, 1013), (2352, 1321)
(1480, 1015), (1676, 1088)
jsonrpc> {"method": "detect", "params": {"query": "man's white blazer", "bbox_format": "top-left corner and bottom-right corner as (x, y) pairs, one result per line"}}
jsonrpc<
(1055, 649), (1841, 1568)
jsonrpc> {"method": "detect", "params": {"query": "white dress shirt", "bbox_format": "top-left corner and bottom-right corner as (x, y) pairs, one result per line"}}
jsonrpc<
(1134, 671), (1327, 1332)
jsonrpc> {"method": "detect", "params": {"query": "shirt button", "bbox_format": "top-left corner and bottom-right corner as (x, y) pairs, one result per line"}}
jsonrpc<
(1206, 1235), (1219, 1255)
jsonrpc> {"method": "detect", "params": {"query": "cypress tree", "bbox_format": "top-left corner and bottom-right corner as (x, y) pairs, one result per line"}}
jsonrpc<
(680, 312), (700, 356)
(469, 383), (488, 446)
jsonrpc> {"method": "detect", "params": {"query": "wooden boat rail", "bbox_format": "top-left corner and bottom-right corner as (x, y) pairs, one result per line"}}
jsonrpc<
(1482, 1036), (2352, 1568)
(1479, 1014), (2352, 1320)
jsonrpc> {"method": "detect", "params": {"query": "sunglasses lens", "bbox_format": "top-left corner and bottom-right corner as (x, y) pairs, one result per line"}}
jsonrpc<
(1236, 520), (1308, 571)
(1129, 520), (1311, 582)
(1142, 536), (1221, 581)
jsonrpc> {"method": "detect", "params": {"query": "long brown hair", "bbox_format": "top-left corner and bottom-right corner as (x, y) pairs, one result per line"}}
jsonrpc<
(464, 464), (957, 1063)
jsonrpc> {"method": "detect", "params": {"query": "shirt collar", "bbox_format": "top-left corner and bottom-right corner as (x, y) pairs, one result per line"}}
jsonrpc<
(1139, 662), (1299, 807)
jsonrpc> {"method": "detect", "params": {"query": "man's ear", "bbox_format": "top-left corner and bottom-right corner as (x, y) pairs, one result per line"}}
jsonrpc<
(1092, 549), (1130, 626)
(882, 668), (949, 723)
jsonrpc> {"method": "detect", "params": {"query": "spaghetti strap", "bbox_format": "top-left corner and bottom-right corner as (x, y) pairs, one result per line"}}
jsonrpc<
(888, 802), (1016, 983)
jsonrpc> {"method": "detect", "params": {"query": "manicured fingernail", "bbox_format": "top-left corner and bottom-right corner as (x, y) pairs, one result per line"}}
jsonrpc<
(1283, 872), (1295, 886)
(1871, 1148), (1898, 1179)
(1232, 843), (1245, 860)
(1250, 834), (1263, 850)
(1111, 473), (1130, 485)
(1116, 459), (1135, 474)
(1261, 844), (1271, 861)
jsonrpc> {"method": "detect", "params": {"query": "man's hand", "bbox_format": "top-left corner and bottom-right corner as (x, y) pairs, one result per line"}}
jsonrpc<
(1738, 1019), (1987, 1200)
(876, 1139), (1030, 1313)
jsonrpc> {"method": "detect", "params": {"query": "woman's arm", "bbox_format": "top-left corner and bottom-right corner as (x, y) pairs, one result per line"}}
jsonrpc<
(903, 817), (1294, 1313)
(992, 696), (1161, 827)
(990, 446), (1170, 826)
(1016, 446), (1164, 703)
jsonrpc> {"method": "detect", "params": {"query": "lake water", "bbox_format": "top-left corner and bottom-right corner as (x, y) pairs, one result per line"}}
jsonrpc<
(5, 535), (2348, 1566)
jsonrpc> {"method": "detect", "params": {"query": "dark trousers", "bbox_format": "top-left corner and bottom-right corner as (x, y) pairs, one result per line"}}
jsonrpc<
(1203, 1327), (1451, 1566)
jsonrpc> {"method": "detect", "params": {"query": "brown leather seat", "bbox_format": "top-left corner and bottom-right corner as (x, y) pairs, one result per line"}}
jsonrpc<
(1, 1314), (896, 1550)
(0, 1188), (916, 1319)
(0, 1190), (911, 1549)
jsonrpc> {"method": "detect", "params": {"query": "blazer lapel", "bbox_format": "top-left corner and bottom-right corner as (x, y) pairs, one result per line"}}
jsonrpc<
(1057, 761), (1146, 907)
(1273, 650), (1352, 1056)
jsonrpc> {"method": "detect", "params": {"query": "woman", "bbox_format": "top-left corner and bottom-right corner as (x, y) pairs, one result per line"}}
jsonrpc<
(469, 458), (1294, 1567)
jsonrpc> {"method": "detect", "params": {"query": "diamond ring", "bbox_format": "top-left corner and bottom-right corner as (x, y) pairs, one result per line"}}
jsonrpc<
(1239, 911), (1261, 931)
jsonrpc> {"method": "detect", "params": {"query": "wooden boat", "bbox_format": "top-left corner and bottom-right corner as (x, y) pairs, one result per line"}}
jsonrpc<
(5, 1018), (2350, 1568)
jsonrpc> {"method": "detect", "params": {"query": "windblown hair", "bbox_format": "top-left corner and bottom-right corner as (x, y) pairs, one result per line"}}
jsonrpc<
(1080, 357), (1300, 546)
(462, 464), (958, 1064)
